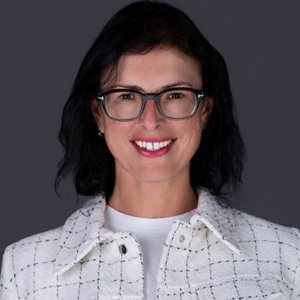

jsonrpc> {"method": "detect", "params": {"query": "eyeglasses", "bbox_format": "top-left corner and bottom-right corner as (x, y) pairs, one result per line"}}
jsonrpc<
(95, 87), (205, 121)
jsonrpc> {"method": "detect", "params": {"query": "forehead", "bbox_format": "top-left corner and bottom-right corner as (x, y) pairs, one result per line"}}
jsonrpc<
(101, 48), (202, 91)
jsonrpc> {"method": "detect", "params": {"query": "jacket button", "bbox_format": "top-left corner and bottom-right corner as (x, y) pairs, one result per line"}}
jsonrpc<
(119, 244), (127, 254)
(179, 235), (185, 243)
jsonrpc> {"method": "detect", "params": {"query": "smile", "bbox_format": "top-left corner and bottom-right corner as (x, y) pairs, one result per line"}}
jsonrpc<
(134, 140), (173, 151)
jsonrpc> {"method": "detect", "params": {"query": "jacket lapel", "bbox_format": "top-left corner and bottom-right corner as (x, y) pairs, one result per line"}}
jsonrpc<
(191, 189), (241, 254)
(53, 195), (113, 276)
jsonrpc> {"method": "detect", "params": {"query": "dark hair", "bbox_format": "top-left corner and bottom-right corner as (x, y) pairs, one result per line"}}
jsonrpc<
(55, 1), (245, 204)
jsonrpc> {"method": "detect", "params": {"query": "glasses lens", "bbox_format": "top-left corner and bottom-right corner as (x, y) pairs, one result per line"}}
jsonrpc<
(159, 90), (197, 119)
(105, 91), (142, 120)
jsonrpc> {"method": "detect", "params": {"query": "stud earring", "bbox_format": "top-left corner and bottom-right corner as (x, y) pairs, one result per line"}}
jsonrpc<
(98, 132), (103, 137)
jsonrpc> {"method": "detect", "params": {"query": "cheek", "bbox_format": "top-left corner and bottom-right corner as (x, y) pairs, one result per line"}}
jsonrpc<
(182, 113), (202, 136)
(103, 134), (121, 162)
(178, 118), (202, 156)
(188, 116), (203, 148)
(189, 131), (202, 154)
(103, 121), (132, 154)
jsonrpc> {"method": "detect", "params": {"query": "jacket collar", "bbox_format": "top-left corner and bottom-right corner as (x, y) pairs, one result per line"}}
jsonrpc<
(53, 189), (240, 276)
(53, 196), (110, 276)
(191, 189), (240, 254)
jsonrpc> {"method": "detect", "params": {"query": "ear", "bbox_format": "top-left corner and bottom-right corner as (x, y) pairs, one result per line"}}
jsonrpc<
(200, 97), (214, 129)
(91, 98), (105, 133)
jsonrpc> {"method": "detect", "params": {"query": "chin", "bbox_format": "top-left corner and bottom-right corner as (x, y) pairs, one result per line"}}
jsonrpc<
(133, 168), (177, 184)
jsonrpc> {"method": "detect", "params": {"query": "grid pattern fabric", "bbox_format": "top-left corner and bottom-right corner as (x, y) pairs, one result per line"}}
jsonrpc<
(0, 189), (299, 299)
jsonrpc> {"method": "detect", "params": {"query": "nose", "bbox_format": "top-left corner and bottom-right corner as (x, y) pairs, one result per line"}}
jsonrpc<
(139, 99), (163, 131)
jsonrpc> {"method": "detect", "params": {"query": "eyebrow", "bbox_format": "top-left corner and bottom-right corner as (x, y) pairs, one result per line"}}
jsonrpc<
(103, 81), (194, 93)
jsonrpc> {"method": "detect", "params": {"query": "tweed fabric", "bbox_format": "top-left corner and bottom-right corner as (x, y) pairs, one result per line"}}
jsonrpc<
(0, 189), (299, 299)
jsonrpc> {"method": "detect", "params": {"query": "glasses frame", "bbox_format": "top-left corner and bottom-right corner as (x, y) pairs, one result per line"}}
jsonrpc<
(95, 87), (205, 121)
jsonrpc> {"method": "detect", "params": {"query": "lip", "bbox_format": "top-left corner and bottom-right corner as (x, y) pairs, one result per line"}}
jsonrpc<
(132, 137), (174, 142)
(131, 138), (176, 158)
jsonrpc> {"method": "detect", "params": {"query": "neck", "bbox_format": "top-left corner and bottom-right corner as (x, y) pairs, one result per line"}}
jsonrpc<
(107, 171), (198, 218)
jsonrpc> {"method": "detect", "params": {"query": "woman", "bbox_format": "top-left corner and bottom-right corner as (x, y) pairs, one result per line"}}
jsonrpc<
(1, 1), (299, 299)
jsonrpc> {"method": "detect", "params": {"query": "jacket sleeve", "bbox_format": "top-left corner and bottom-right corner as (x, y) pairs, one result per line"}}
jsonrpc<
(0, 246), (18, 300)
(291, 228), (300, 299)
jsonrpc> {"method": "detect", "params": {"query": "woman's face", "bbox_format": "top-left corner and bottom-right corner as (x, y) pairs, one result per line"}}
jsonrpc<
(92, 48), (213, 184)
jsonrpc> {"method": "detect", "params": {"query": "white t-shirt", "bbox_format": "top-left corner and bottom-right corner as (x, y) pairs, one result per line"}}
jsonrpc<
(104, 206), (196, 300)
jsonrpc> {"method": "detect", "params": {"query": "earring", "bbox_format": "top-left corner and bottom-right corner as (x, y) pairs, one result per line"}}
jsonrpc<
(98, 132), (104, 137)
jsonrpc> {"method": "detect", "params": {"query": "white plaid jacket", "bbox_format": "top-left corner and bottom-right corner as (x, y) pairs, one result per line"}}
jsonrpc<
(1, 189), (299, 299)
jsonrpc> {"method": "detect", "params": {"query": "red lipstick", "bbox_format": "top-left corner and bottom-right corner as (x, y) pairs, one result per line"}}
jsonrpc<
(131, 138), (176, 158)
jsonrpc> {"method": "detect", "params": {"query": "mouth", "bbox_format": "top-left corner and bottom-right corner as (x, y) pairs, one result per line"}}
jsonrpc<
(133, 139), (175, 151)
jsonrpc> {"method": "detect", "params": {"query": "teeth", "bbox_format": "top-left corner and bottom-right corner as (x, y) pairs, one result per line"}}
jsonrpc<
(135, 141), (143, 148)
(134, 140), (173, 151)
(146, 142), (153, 150)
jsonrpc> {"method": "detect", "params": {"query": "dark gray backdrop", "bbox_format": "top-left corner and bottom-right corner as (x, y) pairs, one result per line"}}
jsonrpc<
(1, 0), (299, 263)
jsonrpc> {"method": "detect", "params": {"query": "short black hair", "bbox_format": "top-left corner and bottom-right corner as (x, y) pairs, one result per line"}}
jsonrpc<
(55, 1), (246, 205)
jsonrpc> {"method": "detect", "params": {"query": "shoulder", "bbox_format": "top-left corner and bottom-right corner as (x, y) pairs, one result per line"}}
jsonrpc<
(0, 196), (106, 294)
(2, 226), (63, 279)
(231, 208), (300, 247)
(0, 227), (63, 299)
(230, 208), (300, 279)
(1, 195), (106, 273)
(3, 226), (63, 262)
(229, 209), (300, 295)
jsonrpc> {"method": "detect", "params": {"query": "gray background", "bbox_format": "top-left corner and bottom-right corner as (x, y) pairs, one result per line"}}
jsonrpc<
(0, 0), (299, 263)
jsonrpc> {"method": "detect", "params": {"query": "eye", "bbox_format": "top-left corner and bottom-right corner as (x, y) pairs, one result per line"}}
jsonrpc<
(120, 93), (134, 100)
(167, 92), (182, 99)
